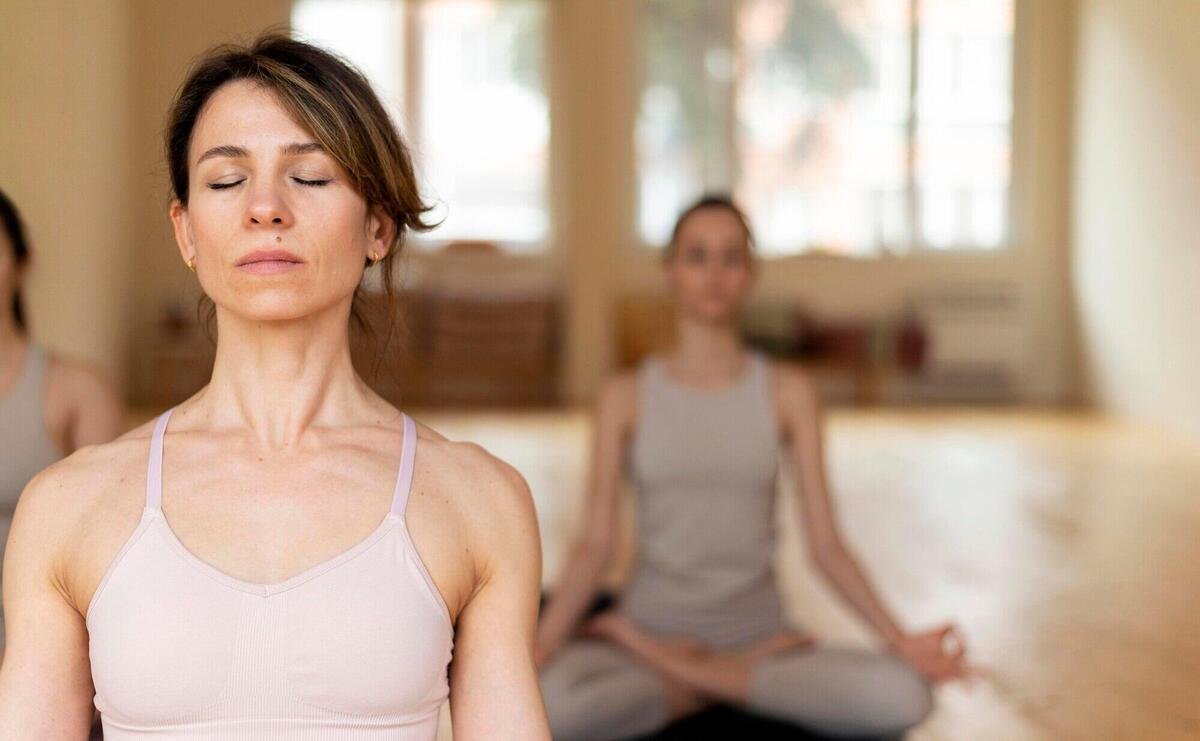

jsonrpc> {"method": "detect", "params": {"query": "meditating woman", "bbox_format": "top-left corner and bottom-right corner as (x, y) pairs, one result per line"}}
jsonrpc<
(537, 196), (970, 740)
(0, 34), (549, 740)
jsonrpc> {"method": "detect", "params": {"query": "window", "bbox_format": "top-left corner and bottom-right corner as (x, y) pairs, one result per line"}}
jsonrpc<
(638, 0), (1014, 256)
(293, 0), (550, 249)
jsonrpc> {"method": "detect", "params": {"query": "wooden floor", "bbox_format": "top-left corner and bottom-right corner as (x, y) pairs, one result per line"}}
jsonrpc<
(413, 406), (1200, 741)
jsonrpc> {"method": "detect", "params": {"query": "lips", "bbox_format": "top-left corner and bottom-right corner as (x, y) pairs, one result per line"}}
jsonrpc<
(236, 248), (304, 266)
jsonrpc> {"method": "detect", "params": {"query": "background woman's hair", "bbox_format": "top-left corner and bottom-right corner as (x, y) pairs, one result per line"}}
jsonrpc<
(666, 193), (756, 260)
(165, 31), (435, 377)
(0, 187), (30, 334)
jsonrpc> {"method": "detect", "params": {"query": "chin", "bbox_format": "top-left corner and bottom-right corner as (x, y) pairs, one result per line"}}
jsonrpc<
(686, 304), (740, 325)
(223, 294), (327, 323)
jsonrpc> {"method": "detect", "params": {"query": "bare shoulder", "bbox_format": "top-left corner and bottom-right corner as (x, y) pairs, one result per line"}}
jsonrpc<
(413, 422), (538, 542)
(767, 358), (822, 419)
(597, 368), (639, 403)
(44, 350), (121, 400)
(409, 420), (540, 595)
(769, 358), (818, 397)
(16, 421), (149, 522)
(594, 368), (640, 427)
(9, 420), (155, 611)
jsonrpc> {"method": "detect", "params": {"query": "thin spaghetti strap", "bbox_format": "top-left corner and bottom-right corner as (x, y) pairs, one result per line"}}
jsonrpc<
(145, 407), (175, 510)
(389, 413), (417, 519)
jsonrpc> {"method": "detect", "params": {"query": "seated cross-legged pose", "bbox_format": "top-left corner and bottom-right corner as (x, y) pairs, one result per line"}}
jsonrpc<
(537, 196), (971, 741)
(0, 34), (549, 741)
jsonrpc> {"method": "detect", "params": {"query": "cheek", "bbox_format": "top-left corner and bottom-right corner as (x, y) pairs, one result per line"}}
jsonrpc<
(315, 218), (369, 278)
(669, 264), (708, 295)
(726, 267), (753, 291)
(187, 198), (240, 244)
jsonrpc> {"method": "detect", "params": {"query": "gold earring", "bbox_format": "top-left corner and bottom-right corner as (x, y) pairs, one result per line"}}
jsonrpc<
(186, 257), (196, 273)
(368, 253), (380, 266)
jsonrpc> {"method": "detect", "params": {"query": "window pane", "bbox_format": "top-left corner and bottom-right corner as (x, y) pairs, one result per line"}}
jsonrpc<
(419, 0), (549, 246)
(639, 0), (1014, 256)
(292, 0), (550, 250)
(291, 0), (406, 122)
(915, 0), (1013, 249)
(736, 0), (912, 256)
(637, 1), (736, 247)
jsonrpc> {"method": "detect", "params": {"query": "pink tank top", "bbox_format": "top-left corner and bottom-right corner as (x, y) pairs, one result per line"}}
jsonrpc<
(86, 406), (453, 740)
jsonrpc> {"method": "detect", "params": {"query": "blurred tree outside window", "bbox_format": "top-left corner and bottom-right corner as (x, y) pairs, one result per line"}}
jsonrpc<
(639, 0), (1014, 256)
(293, 0), (550, 250)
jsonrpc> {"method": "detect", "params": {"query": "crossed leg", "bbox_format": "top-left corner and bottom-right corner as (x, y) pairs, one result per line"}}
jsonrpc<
(583, 611), (933, 739)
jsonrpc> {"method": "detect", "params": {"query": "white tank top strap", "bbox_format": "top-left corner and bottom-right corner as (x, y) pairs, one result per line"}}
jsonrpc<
(145, 406), (176, 510)
(389, 412), (418, 519)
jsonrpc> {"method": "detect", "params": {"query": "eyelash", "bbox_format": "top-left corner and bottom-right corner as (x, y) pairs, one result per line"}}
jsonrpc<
(206, 177), (331, 191)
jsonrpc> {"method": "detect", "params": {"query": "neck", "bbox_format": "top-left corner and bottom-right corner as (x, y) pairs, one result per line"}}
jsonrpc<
(0, 309), (26, 359)
(669, 314), (746, 374)
(187, 299), (384, 449)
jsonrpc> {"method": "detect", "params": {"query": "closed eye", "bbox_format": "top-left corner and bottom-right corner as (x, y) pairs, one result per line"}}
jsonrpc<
(208, 179), (245, 191)
(294, 177), (332, 187)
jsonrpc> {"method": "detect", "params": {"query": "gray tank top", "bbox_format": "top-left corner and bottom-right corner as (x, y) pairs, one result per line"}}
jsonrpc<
(622, 350), (786, 649)
(0, 342), (62, 646)
(0, 342), (61, 508)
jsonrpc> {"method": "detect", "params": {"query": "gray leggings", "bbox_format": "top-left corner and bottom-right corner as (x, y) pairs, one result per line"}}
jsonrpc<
(540, 639), (933, 741)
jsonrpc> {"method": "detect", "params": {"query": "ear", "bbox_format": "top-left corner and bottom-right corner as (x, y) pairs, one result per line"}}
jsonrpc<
(169, 200), (196, 267)
(365, 204), (397, 261)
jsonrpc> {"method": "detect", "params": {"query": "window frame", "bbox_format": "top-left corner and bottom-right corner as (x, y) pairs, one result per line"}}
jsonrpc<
(633, 0), (1021, 260)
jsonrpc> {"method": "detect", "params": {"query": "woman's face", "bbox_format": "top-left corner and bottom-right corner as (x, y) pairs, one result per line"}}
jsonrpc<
(664, 207), (755, 325)
(170, 80), (391, 325)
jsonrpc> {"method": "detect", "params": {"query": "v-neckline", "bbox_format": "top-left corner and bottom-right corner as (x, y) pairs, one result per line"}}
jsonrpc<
(150, 507), (401, 597)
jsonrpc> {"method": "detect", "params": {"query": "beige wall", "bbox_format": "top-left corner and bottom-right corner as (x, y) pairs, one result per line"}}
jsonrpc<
(0, 0), (134, 379)
(1071, 0), (1200, 437)
(3, 0), (1082, 406)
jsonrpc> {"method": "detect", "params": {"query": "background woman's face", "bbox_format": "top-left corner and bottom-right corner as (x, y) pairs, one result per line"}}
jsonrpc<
(664, 207), (755, 325)
(171, 80), (387, 325)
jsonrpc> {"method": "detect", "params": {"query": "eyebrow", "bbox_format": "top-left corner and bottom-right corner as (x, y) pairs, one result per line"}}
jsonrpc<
(195, 141), (325, 165)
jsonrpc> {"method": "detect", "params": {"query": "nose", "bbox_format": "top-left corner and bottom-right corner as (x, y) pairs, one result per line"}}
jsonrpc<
(244, 180), (294, 229)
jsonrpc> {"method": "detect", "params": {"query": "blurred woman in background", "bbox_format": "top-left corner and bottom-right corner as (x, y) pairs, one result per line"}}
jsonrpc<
(537, 195), (971, 740)
(0, 187), (124, 660)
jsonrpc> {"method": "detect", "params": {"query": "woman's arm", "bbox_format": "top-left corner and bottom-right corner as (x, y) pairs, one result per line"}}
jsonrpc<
(774, 364), (969, 682)
(0, 469), (97, 737)
(533, 374), (635, 668)
(446, 455), (550, 740)
(776, 365), (905, 643)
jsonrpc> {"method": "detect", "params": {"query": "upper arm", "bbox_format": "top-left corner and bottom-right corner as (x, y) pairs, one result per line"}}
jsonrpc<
(0, 468), (96, 738)
(578, 373), (637, 554)
(446, 456), (549, 740)
(775, 363), (844, 557)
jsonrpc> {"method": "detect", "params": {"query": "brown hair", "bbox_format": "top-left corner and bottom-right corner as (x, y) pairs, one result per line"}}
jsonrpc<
(0, 187), (30, 334)
(165, 31), (433, 360)
(665, 193), (755, 261)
